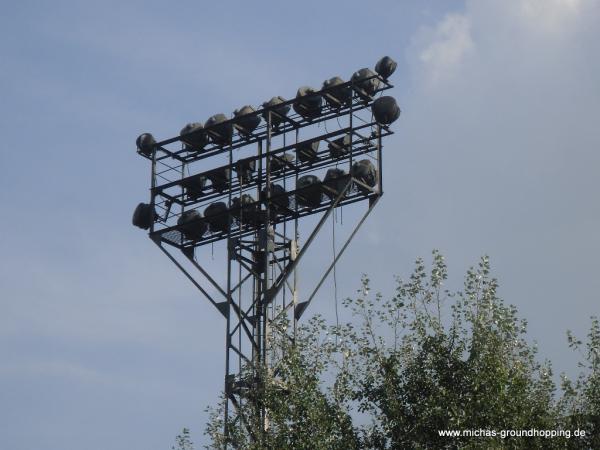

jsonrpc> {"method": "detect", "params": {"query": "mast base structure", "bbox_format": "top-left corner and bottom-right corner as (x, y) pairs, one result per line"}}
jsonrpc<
(132, 56), (401, 447)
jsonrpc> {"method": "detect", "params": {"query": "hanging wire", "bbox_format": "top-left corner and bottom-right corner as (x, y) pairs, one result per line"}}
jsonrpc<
(332, 209), (339, 334)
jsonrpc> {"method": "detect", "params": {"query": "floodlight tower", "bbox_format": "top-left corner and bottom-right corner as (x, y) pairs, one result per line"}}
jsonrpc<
(132, 56), (400, 447)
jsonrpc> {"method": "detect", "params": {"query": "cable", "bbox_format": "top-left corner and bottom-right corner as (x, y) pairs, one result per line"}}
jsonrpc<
(332, 209), (339, 334)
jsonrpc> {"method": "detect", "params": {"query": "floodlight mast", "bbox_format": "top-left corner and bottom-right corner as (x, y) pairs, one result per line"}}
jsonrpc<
(132, 57), (400, 448)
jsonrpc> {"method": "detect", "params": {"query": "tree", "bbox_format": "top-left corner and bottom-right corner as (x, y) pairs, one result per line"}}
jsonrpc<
(559, 317), (600, 449)
(172, 427), (194, 450)
(199, 252), (598, 449)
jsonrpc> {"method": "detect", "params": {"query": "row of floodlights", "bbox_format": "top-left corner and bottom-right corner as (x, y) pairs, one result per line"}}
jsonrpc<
(135, 56), (400, 156)
(132, 159), (377, 235)
(180, 133), (372, 198)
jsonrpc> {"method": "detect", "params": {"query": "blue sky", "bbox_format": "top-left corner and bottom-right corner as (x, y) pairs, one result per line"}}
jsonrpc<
(1, 1), (599, 449)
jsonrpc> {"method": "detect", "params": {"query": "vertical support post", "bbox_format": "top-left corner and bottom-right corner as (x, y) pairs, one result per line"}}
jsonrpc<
(223, 147), (234, 446)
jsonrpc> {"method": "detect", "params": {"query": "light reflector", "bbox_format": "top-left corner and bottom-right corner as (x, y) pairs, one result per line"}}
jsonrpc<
(204, 202), (230, 232)
(132, 203), (154, 229)
(177, 210), (207, 241)
(180, 122), (208, 151)
(262, 96), (290, 129)
(296, 175), (322, 208)
(136, 133), (156, 157)
(351, 68), (380, 97)
(206, 114), (233, 146)
(322, 77), (352, 108)
(234, 106), (261, 134)
(375, 56), (397, 80)
(352, 159), (377, 192)
(293, 87), (323, 120)
(372, 96), (401, 125)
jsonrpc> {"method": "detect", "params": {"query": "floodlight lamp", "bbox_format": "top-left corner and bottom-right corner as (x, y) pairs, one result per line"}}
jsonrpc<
(372, 96), (401, 125)
(136, 133), (156, 157)
(293, 87), (323, 120)
(352, 159), (377, 192)
(234, 105), (261, 134)
(181, 174), (207, 199)
(177, 210), (207, 241)
(322, 77), (352, 108)
(351, 68), (381, 97)
(206, 167), (231, 193)
(232, 194), (258, 224)
(206, 113), (233, 146)
(323, 168), (348, 199)
(132, 202), (155, 229)
(375, 56), (397, 80)
(329, 134), (352, 159)
(204, 202), (230, 233)
(236, 157), (256, 184)
(180, 122), (208, 151)
(296, 175), (322, 208)
(270, 152), (295, 172)
(262, 96), (290, 129)
(261, 183), (290, 213)
(296, 140), (320, 164)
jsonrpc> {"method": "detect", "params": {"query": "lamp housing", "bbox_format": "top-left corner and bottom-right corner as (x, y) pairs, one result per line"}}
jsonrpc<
(177, 210), (207, 241)
(372, 96), (400, 125)
(293, 86), (323, 120)
(234, 105), (261, 134)
(136, 133), (156, 157)
(206, 113), (233, 146)
(296, 175), (322, 208)
(180, 122), (208, 151)
(132, 203), (155, 229)
(204, 202), (230, 233)
(262, 96), (290, 128)
(375, 56), (397, 80)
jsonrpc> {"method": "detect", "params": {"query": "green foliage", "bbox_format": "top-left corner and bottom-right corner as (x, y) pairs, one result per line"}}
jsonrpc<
(172, 427), (194, 450)
(198, 252), (599, 449)
(559, 317), (600, 449)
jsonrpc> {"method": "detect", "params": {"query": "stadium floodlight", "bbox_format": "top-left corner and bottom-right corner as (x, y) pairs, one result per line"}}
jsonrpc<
(232, 194), (258, 224)
(206, 113), (233, 146)
(204, 202), (230, 233)
(206, 167), (231, 192)
(131, 55), (400, 449)
(234, 105), (261, 135)
(293, 86), (323, 120)
(262, 96), (290, 128)
(296, 175), (322, 208)
(177, 210), (207, 241)
(352, 159), (377, 192)
(180, 122), (208, 151)
(322, 76), (352, 108)
(235, 157), (256, 184)
(261, 183), (290, 213)
(181, 174), (207, 199)
(136, 133), (156, 157)
(351, 68), (381, 97)
(270, 152), (295, 172)
(323, 168), (348, 200)
(372, 96), (401, 125)
(329, 134), (352, 159)
(296, 140), (320, 164)
(132, 203), (154, 229)
(375, 56), (397, 80)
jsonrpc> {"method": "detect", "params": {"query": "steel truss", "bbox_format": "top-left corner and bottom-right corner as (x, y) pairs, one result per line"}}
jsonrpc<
(142, 75), (393, 447)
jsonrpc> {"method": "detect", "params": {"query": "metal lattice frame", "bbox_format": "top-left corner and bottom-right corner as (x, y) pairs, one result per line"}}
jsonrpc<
(140, 75), (393, 447)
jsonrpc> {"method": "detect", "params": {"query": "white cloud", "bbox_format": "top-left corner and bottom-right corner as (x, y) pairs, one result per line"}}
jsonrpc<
(416, 13), (474, 87)
(514, 0), (585, 33)
(395, 0), (600, 381)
